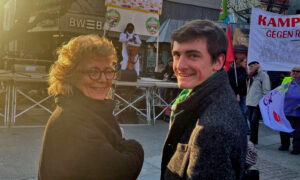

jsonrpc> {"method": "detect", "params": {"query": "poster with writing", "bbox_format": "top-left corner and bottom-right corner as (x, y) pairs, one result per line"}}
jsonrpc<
(104, 7), (160, 36)
(105, 0), (163, 15)
(248, 8), (300, 71)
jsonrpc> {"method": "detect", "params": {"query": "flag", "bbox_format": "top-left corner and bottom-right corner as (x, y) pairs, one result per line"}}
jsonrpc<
(259, 84), (294, 133)
(219, 0), (230, 24)
(225, 24), (234, 71)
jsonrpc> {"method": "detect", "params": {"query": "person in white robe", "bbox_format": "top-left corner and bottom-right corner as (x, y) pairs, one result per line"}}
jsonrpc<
(119, 23), (142, 76)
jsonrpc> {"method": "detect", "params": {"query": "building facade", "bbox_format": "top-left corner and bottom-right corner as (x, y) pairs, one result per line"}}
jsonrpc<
(2, 0), (223, 76)
(160, 0), (221, 23)
(145, 0), (222, 74)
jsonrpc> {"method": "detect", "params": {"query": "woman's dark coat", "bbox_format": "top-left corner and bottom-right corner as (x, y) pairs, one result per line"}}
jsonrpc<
(38, 88), (144, 179)
(228, 67), (247, 96)
(161, 70), (247, 180)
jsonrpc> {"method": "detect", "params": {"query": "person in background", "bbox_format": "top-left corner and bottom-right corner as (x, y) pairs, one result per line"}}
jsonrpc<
(154, 62), (165, 80)
(228, 55), (249, 133)
(39, 35), (144, 179)
(272, 72), (288, 89)
(119, 23), (141, 76)
(278, 66), (300, 155)
(161, 20), (247, 179)
(246, 61), (271, 144)
(162, 58), (176, 82)
(156, 62), (165, 73)
(161, 58), (178, 104)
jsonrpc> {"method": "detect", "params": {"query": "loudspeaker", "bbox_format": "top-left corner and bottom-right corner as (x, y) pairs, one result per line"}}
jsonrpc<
(117, 69), (137, 82)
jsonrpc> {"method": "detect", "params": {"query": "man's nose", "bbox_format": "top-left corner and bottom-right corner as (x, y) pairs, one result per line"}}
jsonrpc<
(176, 56), (187, 70)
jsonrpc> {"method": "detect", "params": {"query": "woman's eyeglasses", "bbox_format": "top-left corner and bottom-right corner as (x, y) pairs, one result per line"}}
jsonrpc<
(81, 68), (116, 80)
(292, 70), (300, 73)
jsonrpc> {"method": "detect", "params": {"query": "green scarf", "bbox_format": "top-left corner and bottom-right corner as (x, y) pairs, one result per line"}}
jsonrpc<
(169, 89), (192, 129)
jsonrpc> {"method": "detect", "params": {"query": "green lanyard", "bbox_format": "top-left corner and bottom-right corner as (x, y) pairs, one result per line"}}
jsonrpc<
(169, 89), (192, 129)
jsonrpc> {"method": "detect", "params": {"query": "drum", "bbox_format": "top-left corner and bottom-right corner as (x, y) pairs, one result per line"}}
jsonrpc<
(126, 43), (140, 70)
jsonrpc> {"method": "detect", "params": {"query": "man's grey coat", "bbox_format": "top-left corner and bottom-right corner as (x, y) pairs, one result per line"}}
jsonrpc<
(161, 70), (248, 180)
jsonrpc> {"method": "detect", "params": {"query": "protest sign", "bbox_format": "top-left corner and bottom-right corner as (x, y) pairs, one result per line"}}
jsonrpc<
(248, 8), (300, 71)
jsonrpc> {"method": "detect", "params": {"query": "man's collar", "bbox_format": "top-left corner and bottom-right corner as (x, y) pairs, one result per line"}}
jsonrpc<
(176, 70), (227, 111)
(191, 71), (221, 91)
(257, 67), (262, 72)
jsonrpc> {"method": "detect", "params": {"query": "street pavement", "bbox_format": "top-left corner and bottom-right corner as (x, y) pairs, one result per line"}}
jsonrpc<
(0, 120), (300, 180)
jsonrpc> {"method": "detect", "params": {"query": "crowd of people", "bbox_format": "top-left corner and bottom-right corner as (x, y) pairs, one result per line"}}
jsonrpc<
(278, 66), (300, 154)
(36, 19), (299, 179)
(227, 57), (300, 155)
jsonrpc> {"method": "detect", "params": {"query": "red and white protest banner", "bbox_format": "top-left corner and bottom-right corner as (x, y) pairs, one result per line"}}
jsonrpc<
(248, 8), (300, 71)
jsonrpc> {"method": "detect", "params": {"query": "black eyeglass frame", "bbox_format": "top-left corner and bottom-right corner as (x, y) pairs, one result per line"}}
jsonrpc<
(81, 68), (116, 81)
(292, 70), (300, 73)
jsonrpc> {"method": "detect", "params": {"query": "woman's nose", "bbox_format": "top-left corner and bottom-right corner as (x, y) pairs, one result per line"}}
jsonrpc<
(98, 72), (107, 82)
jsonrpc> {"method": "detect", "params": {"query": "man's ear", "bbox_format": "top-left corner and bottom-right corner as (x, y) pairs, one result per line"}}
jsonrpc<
(213, 54), (226, 71)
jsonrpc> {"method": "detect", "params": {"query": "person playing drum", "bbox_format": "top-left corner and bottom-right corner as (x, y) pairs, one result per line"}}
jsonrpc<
(119, 23), (141, 76)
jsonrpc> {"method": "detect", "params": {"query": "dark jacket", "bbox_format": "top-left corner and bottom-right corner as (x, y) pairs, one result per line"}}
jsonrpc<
(161, 70), (247, 180)
(39, 88), (144, 180)
(228, 67), (247, 96)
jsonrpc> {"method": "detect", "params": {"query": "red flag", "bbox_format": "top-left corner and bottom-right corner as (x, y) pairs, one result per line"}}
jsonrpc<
(225, 24), (234, 71)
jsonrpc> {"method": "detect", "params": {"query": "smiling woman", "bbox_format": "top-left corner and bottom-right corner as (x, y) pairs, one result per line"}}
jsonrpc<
(74, 57), (115, 100)
(48, 34), (117, 97)
(39, 35), (144, 179)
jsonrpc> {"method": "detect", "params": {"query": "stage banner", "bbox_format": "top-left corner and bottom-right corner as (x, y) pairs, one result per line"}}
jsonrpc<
(105, 0), (162, 15)
(259, 83), (294, 133)
(248, 8), (300, 71)
(104, 8), (160, 36)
